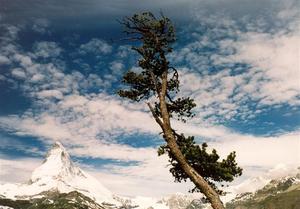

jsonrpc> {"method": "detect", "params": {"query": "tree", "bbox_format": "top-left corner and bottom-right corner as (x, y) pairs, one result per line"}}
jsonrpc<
(118, 12), (242, 209)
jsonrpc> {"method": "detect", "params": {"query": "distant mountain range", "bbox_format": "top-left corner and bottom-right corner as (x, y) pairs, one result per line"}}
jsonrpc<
(226, 173), (300, 209)
(0, 142), (299, 209)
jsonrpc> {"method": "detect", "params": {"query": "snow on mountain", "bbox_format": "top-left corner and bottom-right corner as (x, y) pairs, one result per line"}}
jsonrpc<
(0, 142), (208, 209)
(123, 193), (209, 209)
(0, 142), (118, 205)
(131, 196), (169, 209)
(158, 193), (210, 209)
(226, 170), (300, 208)
(223, 164), (300, 202)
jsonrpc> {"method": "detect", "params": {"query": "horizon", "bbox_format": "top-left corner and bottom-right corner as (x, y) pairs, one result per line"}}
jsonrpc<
(0, 0), (299, 198)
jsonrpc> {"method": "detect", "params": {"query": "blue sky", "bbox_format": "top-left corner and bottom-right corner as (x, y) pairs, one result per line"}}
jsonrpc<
(0, 0), (299, 197)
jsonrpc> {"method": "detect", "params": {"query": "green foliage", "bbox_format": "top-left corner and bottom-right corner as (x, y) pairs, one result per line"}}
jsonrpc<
(118, 71), (154, 101)
(158, 133), (242, 194)
(118, 12), (193, 121)
(118, 12), (242, 196)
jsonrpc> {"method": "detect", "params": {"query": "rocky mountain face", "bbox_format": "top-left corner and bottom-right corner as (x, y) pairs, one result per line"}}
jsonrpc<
(226, 173), (300, 209)
(0, 191), (106, 209)
(0, 142), (207, 209)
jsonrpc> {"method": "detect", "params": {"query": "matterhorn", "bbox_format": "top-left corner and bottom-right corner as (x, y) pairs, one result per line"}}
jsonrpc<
(0, 142), (207, 209)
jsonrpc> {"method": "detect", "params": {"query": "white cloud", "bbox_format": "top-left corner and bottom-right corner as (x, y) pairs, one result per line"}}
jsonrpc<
(5, 25), (20, 40)
(86, 156), (194, 197)
(33, 41), (62, 58)
(168, 8), (300, 123)
(37, 89), (64, 100)
(13, 54), (33, 67)
(109, 61), (124, 75)
(0, 55), (10, 65)
(175, 68), (246, 122)
(0, 157), (41, 183)
(1, 46), (108, 104)
(1, 102), (299, 170)
(117, 45), (131, 58)
(0, 136), (44, 156)
(79, 38), (112, 55)
(276, 0), (299, 21)
(32, 18), (50, 34)
(0, 115), (73, 142)
(227, 31), (300, 106)
(31, 73), (45, 83)
(0, 92), (159, 162)
(11, 68), (26, 79)
(211, 130), (300, 168)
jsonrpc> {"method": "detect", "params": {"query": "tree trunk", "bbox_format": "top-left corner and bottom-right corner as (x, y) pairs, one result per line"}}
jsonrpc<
(163, 128), (225, 209)
(155, 71), (225, 209)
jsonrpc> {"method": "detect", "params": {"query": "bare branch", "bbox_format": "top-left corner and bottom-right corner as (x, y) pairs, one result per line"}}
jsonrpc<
(166, 93), (175, 103)
(150, 71), (160, 95)
(147, 102), (164, 129)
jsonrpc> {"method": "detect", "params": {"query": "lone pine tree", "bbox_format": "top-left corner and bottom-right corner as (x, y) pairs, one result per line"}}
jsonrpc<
(118, 12), (242, 209)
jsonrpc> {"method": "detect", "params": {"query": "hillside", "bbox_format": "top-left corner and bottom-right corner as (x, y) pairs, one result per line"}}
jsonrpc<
(226, 174), (300, 209)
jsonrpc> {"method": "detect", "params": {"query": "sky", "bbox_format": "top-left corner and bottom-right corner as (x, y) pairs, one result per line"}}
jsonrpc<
(0, 0), (299, 198)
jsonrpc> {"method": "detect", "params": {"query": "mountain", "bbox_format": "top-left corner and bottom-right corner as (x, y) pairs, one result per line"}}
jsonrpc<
(226, 173), (300, 209)
(0, 142), (118, 206)
(0, 191), (106, 209)
(158, 193), (209, 209)
(130, 193), (209, 209)
(0, 142), (206, 209)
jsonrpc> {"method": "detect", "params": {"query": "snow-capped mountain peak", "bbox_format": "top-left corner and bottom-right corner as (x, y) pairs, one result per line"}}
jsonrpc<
(31, 141), (84, 183)
(0, 141), (117, 205)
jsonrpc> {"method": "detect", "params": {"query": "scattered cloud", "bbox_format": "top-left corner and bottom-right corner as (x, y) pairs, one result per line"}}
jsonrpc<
(32, 41), (62, 58)
(211, 130), (300, 168)
(168, 6), (300, 124)
(109, 61), (124, 75)
(13, 54), (33, 67)
(36, 89), (64, 100)
(32, 18), (50, 34)
(0, 55), (10, 65)
(79, 38), (112, 56)
(226, 30), (300, 106)
(11, 68), (26, 79)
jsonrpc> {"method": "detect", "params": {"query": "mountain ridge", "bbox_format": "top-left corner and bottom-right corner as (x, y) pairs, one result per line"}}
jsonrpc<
(226, 172), (300, 209)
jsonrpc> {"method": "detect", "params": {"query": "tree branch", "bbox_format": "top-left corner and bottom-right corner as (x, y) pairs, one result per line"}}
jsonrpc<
(150, 71), (160, 95)
(147, 102), (164, 129)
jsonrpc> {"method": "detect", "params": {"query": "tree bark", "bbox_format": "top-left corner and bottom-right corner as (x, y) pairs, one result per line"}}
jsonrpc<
(161, 126), (225, 209)
(150, 70), (225, 209)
